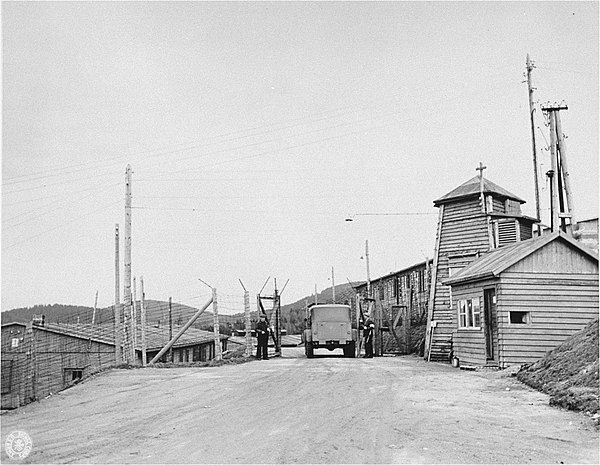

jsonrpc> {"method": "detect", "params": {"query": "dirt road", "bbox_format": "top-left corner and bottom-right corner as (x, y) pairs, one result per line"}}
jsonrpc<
(1, 348), (598, 464)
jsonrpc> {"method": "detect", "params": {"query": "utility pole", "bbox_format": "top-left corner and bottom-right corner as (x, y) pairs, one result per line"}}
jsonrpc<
(526, 54), (542, 224)
(555, 111), (578, 233)
(546, 108), (561, 231)
(546, 170), (555, 232)
(140, 276), (147, 367)
(114, 224), (122, 363)
(331, 267), (336, 304)
(542, 103), (577, 234)
(124, 164), (133, 363)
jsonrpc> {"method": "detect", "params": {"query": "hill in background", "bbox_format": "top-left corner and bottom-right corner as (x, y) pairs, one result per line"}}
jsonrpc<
(0, 282), (362, 335)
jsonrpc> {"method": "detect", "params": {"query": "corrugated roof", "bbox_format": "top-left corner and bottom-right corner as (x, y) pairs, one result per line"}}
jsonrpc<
(444, 232), (599, 286)
(434, 176), (525, 206)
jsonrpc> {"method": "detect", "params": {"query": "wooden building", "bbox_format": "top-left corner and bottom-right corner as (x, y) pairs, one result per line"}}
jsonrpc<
(1, 321), (228, 409)
(355, 259), (432, 354)
(1, 323), (29, 409)
(443, 232), (598, 368)
(1, 322), (115, 409)
(144, 324), (228, 364)
(425, 175), (539, 361)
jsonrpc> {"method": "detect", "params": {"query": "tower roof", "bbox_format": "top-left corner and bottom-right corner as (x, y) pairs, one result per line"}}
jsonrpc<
(433, 176), (526, 207)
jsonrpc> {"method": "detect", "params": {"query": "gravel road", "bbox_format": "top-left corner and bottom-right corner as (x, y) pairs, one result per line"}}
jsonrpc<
(1, 347), (598, 464)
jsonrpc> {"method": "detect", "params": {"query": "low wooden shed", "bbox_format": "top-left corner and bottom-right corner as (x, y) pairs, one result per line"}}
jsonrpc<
(443, 232), (598, 368)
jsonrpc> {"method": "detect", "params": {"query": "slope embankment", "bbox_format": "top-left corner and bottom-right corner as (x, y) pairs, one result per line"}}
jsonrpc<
(517, 318), (599, 416)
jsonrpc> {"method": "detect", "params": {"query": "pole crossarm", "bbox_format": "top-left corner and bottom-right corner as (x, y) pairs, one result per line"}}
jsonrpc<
(541, 102), (568, 111)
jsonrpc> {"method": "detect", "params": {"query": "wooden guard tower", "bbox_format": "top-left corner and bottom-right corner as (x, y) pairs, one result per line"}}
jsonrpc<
(424, 168), (539, 361)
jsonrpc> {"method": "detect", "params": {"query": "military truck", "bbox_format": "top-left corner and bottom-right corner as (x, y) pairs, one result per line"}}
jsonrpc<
(303, 304), (356, 358)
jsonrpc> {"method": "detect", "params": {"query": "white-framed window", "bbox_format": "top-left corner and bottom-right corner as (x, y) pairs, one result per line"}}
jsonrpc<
(458, 298), (481, 328)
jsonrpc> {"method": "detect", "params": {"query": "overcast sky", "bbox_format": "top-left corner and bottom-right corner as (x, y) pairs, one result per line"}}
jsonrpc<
(2, 1), (598, 313)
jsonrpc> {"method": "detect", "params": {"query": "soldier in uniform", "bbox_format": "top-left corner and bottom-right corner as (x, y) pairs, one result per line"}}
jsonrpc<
(255, 314), (270, 360)
(363, 314), (375, 358)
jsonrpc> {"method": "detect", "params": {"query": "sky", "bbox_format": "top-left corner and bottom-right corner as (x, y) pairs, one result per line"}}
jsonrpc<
(2, 1), (598, 314)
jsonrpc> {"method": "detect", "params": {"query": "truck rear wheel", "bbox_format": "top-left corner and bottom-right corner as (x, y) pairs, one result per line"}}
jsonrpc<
(305, 342), (314, 358)
(344, 342), (356, 358)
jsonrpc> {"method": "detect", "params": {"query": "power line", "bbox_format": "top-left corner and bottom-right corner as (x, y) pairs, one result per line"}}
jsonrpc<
(2, 183), (121, 227)
(3, 171), (119, 195)
(168, 117), (411, 176)
(2, 199), (121, 250)
(2, 99), (405, 186)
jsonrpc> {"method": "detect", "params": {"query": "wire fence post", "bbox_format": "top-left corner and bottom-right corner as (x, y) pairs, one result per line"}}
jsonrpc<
(26, 323), (37, 403)
(244, 289), (252, 357)
(212, 288), (223, 361)
(140, 276), (147, 367)
(133, 278), (138, 356)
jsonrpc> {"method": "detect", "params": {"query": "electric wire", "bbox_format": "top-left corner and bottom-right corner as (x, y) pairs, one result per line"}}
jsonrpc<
(3, 199), (122, 250)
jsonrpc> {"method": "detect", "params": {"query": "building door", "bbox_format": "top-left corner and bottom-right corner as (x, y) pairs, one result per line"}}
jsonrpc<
(483, 288), (496, 361)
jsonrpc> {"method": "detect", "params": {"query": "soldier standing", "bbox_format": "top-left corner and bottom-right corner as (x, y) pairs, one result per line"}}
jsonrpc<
(255, 314), (270, 360)
(363, 314), (375, 358)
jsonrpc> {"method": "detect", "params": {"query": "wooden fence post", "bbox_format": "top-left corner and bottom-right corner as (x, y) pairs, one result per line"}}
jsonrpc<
(140, 276), (147, 367)
(133, 278), (138, 362)
(244, 289), (252, 357)
(26, 323), (37, 403)
(212, 288), (223, 361)
(356, 294), (362, 357)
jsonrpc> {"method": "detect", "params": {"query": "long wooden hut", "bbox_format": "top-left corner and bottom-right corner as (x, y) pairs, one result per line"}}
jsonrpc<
(443, 232), (598, 368)
(355, 259), (432, 354)
(425, 174), (539, 361)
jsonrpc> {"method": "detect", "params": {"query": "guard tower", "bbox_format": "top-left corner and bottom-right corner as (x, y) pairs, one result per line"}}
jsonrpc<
(424, 168), (539, 361)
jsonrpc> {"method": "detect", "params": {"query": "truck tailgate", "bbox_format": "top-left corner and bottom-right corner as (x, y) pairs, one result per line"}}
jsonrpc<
(316, 321), (348, 340)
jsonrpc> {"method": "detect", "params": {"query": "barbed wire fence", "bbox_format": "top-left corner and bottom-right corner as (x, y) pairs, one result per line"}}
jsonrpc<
(2, 286), (263, 408)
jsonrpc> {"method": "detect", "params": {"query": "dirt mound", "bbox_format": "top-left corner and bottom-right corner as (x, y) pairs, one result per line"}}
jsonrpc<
(517, 318), (599, 414)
